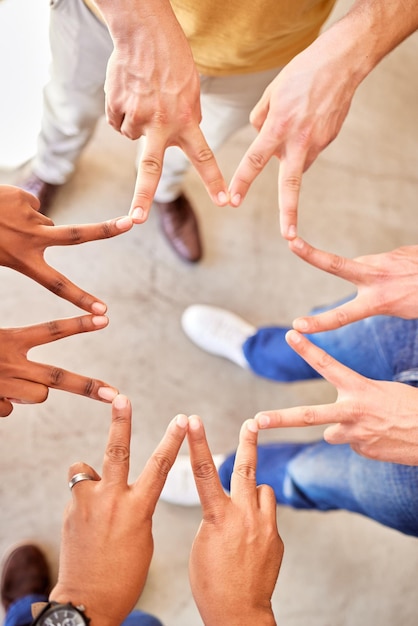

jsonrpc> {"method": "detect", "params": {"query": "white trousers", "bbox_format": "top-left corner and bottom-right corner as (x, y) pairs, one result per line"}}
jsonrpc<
(34, 0), (281, 202)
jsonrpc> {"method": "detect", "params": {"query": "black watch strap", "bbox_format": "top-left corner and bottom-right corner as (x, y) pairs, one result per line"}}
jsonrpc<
(31, 601), (90, 625)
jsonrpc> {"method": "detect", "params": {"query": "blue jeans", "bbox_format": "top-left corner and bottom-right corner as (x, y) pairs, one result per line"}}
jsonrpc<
(219, 440), (418, 536)
(4, 594), (164, 626)
(219, 299), (418, 536)
(243, 297), (418, 385)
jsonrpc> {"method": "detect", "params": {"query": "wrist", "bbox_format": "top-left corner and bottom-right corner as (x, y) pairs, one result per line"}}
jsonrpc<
(200, 605), (276, 626)
(91, 0), (176, 42)
(335, 0), (418, 81)
(49, 588), (115, 626)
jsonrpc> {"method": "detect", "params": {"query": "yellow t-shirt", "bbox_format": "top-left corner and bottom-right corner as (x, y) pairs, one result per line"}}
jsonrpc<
(84, 0), (337, 75)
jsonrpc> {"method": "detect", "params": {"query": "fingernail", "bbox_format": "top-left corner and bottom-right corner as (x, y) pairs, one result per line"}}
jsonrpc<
(256, 413), (270, 428)
(287, 225), (297, 239)
(116, 216), (132, 230)
(91, 315), (108, 327)
(113, 394), (128, 409)
(175, 414), (188, 428)
(246, 419), (258, 433)
(293, 318), (308, 331)
(286, 329), (301, 343)
(231, 193), (241, 206)
(131, 207), (145, 221)
(91, 302), (107, 314)
(189, 415), (201, 430)
(217, 191), (228, 204)
(98, 387), (118, 401)
(291, 236), (303, 249)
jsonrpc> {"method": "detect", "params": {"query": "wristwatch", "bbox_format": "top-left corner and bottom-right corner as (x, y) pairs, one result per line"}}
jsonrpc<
(31, 601), (90, 625)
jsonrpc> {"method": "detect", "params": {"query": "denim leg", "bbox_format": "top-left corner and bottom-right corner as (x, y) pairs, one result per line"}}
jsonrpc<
(285, 441), (418, 536)
(218, 441), (418, 537)
(4, 593), (47, 626)
(121, 610), (164, 626)
(3, 596), (164, 626)
(243, 295), (418, 384)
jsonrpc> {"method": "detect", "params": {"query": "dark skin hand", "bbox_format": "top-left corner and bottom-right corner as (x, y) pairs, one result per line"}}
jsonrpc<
(0, 185), (133, 313)
(0, 314), (118, 417)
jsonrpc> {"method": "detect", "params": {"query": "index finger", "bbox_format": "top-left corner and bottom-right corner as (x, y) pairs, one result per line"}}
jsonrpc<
(101, 394), (132, 486)
(228, 127), (278, 207)
(181, 125), (228, 206)
(285, 330), (364, 388)
(230, 419), (259, 503)
(129, 137), (167, 222)
(187, 415), (227, 519)
(22, 314), (110, 350)
(289, 237), (369, 283)
(45, 215), (133, 246)
(20, 260), (108, 314)
(293, 294), (373, 333)
(133, 414), (189, 513)
(277, 147), (308, 240)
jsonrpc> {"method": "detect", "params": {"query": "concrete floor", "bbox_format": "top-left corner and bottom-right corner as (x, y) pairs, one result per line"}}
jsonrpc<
(1, 2), (418, 625)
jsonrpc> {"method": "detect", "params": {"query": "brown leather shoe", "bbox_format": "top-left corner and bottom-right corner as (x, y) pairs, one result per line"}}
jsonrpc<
(19, 173), (60, 216)
(155, 194), (203, 263)
(1, 544), (51, 611)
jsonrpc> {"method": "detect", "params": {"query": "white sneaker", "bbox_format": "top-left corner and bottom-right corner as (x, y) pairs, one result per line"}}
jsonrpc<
(161, 453), (226, 506)
(181, 305), (256, 369)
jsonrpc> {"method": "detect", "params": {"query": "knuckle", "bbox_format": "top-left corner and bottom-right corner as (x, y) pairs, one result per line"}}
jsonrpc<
(140, 155), (163, 176)
(317, 351), (334, 371)
(193, 459), (218, 482)
(247, 151), (267, 172)
(100, 221), (113, 239)
(83, 379), (96, 397)
(49, 278), (67, 297)
(68, 226), (82, 243)
(301, 406), (317, 425)
(234, 462), (256, 481)
(150, 452), (173, 479)
(46, 320), (61, 337)
(49, 367), (64, 386)
(195, 146), (215, 164)
(334, 308), (350, 328)
(76, 316), (90, 333)
(329, 254), (345, 273)
(283, 175), (302, 191)
(106, 443), (130, 464)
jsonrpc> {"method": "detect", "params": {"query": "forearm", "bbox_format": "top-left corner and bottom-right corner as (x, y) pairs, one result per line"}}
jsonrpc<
(331, 0), (418, 83)
(91, 0), (180, 42)
(198, 605), (277, 626)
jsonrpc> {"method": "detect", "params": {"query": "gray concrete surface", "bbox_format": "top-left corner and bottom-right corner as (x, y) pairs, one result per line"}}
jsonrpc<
(1, 2), (418, 624)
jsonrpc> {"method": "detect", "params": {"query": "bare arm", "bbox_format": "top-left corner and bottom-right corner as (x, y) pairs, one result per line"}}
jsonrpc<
(229, 0), (418, 239)
(92, 0), (228, 221)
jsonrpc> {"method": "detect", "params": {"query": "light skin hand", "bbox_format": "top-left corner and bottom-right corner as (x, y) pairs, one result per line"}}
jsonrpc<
(51, 395), (189, 626)
(0, 185), (133, 314)
(256, 330), (418, 465)
(290, 238), (418, 333)
(228, 0), (418, 239)
(0, 315), (118, 417)
(228, 23), (362, 239)
(93, 0), (228, 221)
(188, 415), (282, 626)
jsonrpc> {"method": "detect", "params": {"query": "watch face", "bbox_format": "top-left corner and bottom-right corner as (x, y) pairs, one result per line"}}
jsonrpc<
(40, 606), (86, 626)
